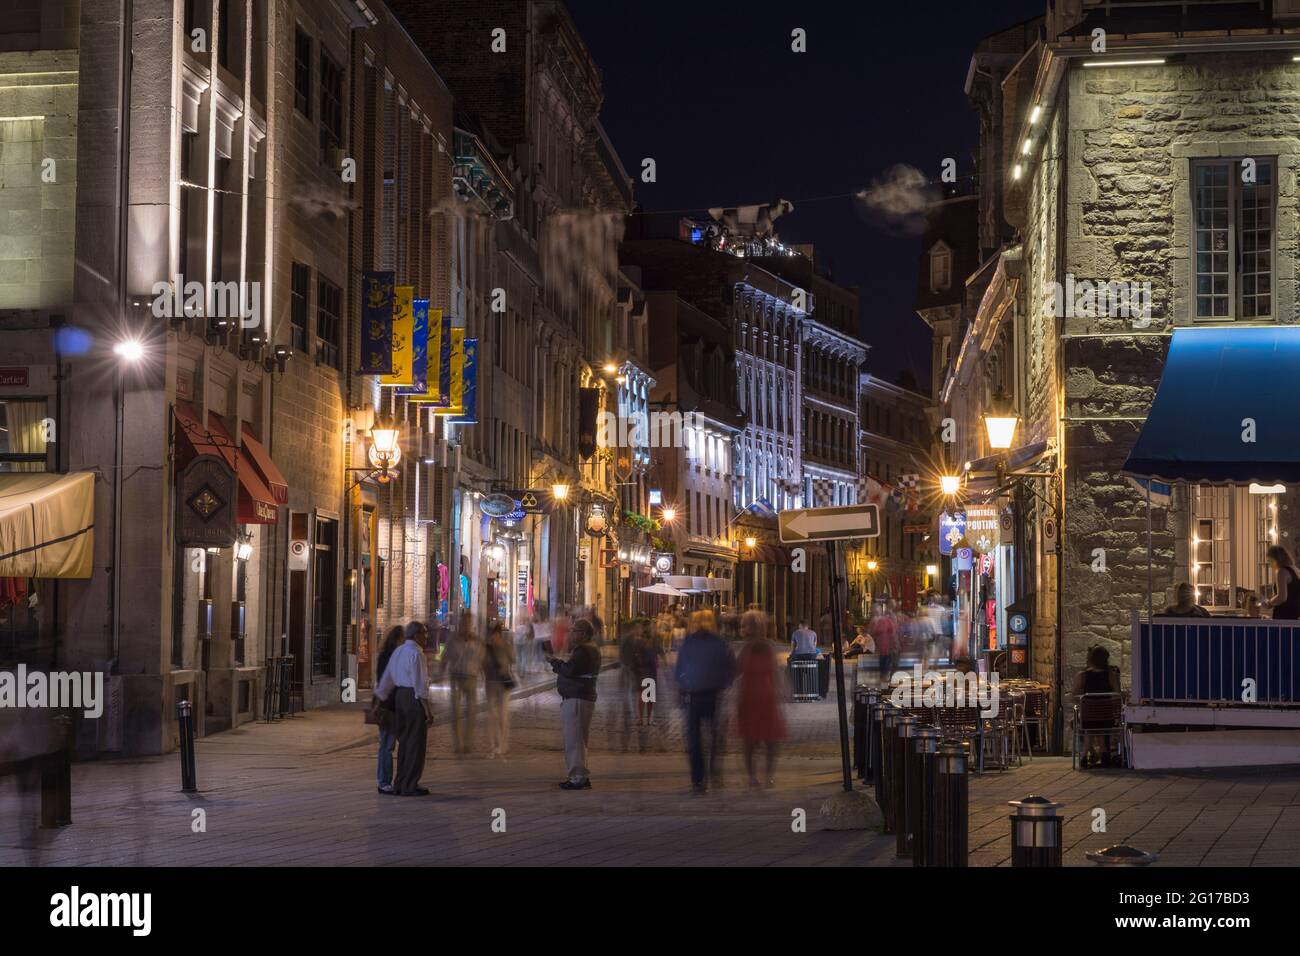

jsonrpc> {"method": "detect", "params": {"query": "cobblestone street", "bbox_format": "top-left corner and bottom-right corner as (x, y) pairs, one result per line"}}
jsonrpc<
(4, 666), (1300, 866)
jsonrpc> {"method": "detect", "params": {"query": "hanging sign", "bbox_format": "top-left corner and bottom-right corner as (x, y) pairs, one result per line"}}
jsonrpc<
(396, 298), (429, 396)
(178, 455), (238, 548)
(381, 285), (415, 386)
(938, 511), (966, 557)
(358, 272), (394, 374)
(966, 503), (999, 553)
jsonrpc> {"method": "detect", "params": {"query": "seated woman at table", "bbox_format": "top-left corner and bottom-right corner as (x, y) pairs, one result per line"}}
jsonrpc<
(1161, 582), (1210, 618)
(1072, 645), (1122, 768)
(1262, 545), (1300, 621)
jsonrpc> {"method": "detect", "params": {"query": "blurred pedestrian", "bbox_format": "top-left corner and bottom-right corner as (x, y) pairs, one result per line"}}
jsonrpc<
(372, 624), (404, 794)
(674, 609), (736, 794)
(483, 620), (516, 757)
(531, 602), (553, 673)
(736, 610), (785, 788)
(442, 611), (484, 754)
(550, 617), (601, 789)
(370, 620), (434, 796)
(1264, 545), (1300, 620)
(871, 601), (898, 681)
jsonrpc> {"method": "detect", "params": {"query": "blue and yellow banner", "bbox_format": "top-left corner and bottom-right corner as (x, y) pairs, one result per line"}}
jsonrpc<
(396, 298), (429, 396)
(409, 308), (445, 403)
(380, 285), (414, 386)
(434, 328), (466, 417)
(358, 271), (394, 374)
(451, 337), (478, 424)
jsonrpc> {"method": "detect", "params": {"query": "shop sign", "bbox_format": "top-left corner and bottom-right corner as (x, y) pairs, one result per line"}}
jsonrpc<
(178, 454), (238, 548)
(966, 503), (999, 552)
(938, 511), (966, 556)
(586, 504), (608, 536)
(653, 552), (674, 574)
(600, 548), (619, 569)
(0, 368), (28, 387)
(481, 493), (516, 518)
(955, 547), (973, 571)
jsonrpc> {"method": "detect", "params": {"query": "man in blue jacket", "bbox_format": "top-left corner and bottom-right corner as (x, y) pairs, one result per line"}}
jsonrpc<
(673, 609), (736, 794)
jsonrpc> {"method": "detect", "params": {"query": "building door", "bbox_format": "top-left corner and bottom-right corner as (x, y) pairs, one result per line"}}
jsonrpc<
(312, 517), (338, 679)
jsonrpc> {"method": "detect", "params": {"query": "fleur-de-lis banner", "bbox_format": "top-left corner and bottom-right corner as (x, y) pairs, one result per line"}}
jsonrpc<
(358, 271), (394, 374)
(380, 285), (415, 387)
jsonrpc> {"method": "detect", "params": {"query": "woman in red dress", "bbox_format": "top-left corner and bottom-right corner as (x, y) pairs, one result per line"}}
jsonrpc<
(735, 610), (787, 788)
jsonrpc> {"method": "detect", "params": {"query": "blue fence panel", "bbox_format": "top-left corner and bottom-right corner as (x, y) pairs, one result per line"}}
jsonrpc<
(1139, 619), (1300, 705)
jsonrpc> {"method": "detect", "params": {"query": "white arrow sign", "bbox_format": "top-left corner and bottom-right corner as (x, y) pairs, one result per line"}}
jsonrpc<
(778, 504), (880, 543)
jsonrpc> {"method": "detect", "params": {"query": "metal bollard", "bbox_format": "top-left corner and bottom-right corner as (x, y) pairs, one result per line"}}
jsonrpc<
(877, 702), (899, 832)
(892, 714), (918, 857)
(909, 726), (942, 867)
(1086, 845), (1158, 867)
(177, 699), (197, 793)
(1009, 795), (1063, 867)
(935, 741), (968, 866)
(852, 689), (867, 779)
(857, 688), (881, 782)
(865, 693), (883, 785)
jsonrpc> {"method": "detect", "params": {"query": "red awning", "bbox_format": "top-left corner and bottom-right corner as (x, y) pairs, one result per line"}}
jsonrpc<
(206, 412), (279, 525)
(240, 423), (288, 504)
(174, 401), (236, 471)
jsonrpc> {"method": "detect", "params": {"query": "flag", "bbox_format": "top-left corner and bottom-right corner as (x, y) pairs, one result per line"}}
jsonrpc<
(748, 498), (777, 519)
(1126, 476), (1172, 508)
(451, 338), (479, 425)
(858, 475), (890, 510)
(381, 286), (415, 386)
(396, 298), (429, 395)
(434, 328), (466, 417)
(358, 271), (394, 374)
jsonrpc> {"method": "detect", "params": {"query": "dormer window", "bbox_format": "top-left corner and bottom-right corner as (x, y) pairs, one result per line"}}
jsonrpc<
(929, 241), (952, 293)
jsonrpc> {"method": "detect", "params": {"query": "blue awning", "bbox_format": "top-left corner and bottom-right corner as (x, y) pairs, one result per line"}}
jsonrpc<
(1123, 327), (1300, 483)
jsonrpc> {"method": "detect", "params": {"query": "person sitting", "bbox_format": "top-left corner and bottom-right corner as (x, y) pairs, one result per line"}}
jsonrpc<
(789, 620), (820, 661)
(1161, 582), (1211, 618)
(1071, 645), (1122, 769)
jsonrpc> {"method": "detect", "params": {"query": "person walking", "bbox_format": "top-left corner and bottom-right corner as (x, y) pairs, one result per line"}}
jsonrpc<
(549, 617), (601, 789)
(1263, 545), (1300, 620)
(673, 609), (736, 794)
(618, 620), (646, 751)
(442, 611), (484, 754)
(871, 601), (898, 682)
(482, 620), (516, 757)
(736, 610), (785, 789)
(372, 624), (404, 793)
(531, 603), (553, 673)
(370, 620), (434, 796)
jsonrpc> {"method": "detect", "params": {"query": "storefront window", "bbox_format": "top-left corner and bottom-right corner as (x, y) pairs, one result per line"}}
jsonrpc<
(0, 398), (49, 471)
(1189, 484), (1277, 609)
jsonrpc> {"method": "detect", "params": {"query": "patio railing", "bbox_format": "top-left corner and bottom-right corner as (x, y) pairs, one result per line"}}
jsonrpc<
(1131, 611), (1300, 707)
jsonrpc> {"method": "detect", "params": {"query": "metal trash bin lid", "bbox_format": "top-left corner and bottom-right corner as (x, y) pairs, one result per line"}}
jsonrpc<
(1086, 844), (1158, 866)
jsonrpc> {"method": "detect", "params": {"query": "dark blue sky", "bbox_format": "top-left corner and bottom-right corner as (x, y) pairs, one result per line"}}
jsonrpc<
(567, 0), (1045, 386)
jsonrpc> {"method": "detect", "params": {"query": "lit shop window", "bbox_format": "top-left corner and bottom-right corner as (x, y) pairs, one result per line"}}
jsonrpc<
(0, 399), (49, 472)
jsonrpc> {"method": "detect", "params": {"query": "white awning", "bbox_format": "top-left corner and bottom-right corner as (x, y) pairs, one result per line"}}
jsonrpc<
(0, 471), (95, 578)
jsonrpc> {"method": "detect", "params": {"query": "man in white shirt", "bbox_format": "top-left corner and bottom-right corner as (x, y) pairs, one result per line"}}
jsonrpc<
(371, 620), (434, 795)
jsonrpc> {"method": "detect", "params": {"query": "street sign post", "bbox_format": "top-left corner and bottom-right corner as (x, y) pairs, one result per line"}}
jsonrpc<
(778, 503), (880, 544)
(778, 503), (879, 795)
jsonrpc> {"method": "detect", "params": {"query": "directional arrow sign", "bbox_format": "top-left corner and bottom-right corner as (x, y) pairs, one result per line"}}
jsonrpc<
(778, 504), (879, 544)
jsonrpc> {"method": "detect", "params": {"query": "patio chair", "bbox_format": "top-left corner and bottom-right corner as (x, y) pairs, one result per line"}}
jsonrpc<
(1072, 692), (1126, 769)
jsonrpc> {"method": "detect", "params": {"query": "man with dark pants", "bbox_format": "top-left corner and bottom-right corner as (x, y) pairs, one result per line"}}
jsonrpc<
(372, 620), (433, 796)
(673, 609), (736, 794)
(550, 618), (601, 790)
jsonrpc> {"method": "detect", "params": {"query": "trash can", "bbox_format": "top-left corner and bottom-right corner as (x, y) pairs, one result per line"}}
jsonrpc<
(791, 659), (820, 701)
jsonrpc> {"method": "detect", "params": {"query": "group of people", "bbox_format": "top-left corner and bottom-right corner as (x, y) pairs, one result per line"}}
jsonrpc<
(367, 604), (794, 797)
(1161, 546), (1300, 620)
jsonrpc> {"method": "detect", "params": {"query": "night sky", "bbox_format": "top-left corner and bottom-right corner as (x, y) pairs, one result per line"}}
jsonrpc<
(567, 0), (1046, 387)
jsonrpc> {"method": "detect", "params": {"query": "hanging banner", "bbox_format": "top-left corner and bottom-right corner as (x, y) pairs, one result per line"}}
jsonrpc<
(450, 337), (478, 424)
(939, 511), (966, 557)
(965, 502), (999, 552)
(408, 308), (446, 403)
(577, 387), (599, 459)
(358, 271), (394, 374)
(433, 328), (466, 416)
(380, 285), (415, 386)
(438, 314), (453, 404)
(396, 298), (429, 396)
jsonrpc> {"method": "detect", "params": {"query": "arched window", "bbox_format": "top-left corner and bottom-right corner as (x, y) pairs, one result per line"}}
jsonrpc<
(929, 241), (952, 293)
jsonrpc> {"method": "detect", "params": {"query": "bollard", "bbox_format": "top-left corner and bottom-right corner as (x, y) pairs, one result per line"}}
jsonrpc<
(852, 689), (867, 779)
(1086, 845), (1158, 867)
(909, 726), (942, 867)
(877, 702), (899, 832)
(1009, 795), (1063, 867)
(865, 694), (883, 785)
(935, 741), (968, 866)
(892, 714), (918, 857)
(177, 699), (197, 793)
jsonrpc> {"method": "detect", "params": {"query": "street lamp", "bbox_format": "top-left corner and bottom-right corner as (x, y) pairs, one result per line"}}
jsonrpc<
(866, 559), (878, 573)
(551, 482), (569, 502)
(940, 474), (961, 496)
(367, 415), (402, 483)
(602, 362), (618, 375)
(113, 338), (145, 362)
(926, 563), (939, 577)
(744, 536), (757, 550)
(983, 392), (1019, 451)
(661, 506), (677, 523)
